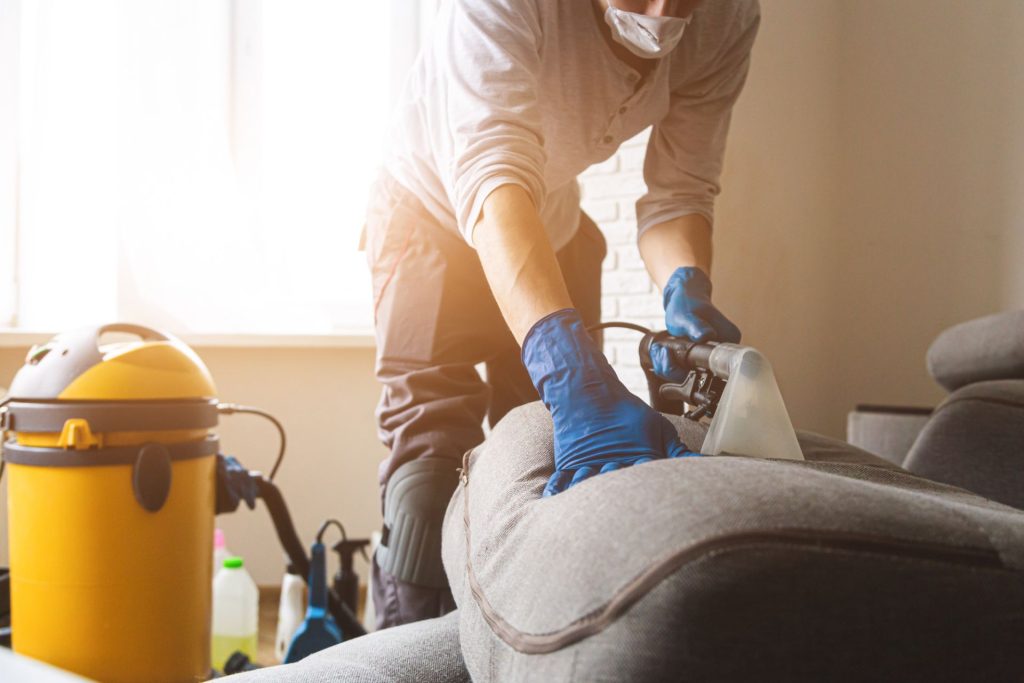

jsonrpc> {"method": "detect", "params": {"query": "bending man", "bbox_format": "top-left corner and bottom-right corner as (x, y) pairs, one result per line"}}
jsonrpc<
(364, 0), (759, 629)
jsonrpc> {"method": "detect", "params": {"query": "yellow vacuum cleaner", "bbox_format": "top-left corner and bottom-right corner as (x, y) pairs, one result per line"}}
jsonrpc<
(1, 323), (367, 681)
(3, 324), (219, 682)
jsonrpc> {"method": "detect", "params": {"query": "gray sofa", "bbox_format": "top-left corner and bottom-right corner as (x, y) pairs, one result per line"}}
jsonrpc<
(848, 310), (1024, 509)
(231, 311), (1024, 682)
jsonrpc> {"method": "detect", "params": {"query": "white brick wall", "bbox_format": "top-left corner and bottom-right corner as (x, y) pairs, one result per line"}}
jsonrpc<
(579, 129), (660, 399)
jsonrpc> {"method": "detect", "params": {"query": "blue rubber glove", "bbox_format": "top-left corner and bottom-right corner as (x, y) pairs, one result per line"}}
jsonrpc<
(522, 308), (699, 497)
(650, 267), (741, 381)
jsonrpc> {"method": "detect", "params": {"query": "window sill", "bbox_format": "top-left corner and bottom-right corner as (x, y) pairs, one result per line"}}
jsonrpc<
(0, 329), (376, 349)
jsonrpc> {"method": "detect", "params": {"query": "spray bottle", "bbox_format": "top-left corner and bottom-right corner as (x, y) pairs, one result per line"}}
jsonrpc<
(331, 537), (371, 617)
(213, 529), (232, 579)
(212, 556), (259, 672)
(283, 521), (345, 663)
(274, 567), (305, 662)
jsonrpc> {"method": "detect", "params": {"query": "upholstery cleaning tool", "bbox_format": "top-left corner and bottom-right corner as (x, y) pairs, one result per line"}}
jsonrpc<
(0, 323), (367, 681)
(211, 556), (259, 670)
(283, 520), (346, 663)
(591, 323), (804, 461)
(275, 568), (306, 661)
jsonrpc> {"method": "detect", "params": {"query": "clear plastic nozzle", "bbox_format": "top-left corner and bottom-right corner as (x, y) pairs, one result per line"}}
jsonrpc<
(700, 344), (804, 461)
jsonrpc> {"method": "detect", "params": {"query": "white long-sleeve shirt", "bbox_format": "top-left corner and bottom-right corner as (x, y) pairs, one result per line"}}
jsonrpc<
(384, 0), (760, 251)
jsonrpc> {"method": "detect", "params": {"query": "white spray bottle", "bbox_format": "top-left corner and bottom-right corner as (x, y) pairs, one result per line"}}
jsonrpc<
(275, 570), (305, 662)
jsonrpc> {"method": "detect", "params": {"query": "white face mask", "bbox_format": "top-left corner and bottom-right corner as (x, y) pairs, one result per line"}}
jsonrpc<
(604, 4), (692, 60)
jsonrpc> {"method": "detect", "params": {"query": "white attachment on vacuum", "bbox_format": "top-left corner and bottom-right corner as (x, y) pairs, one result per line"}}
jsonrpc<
(701, 344), (804, 461)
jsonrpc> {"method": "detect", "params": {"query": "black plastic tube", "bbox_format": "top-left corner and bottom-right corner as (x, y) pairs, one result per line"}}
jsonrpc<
(252, 474), (367, 639)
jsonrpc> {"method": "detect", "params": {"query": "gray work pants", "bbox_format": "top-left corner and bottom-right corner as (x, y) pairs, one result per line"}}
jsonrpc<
(364, 173), (606, 628)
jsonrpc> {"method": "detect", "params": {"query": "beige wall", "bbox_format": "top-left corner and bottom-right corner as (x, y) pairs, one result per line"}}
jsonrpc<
(715, 0), (1024, 437)
(713, 0), (846, 436)
(827, 0), (1024, 422)
(2, 0), (1023, 584)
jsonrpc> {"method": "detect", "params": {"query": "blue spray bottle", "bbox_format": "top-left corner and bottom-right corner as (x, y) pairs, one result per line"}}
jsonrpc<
(283, 521), (345, 663)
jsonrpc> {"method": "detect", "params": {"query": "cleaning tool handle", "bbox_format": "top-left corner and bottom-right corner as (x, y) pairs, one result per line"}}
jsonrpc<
(308, 543), (328, 611)
(640, 331), (717, 374)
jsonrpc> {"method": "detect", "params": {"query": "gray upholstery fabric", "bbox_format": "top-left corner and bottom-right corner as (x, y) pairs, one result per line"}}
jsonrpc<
(846, 408), (931, 465)
(444, 402), (1024, 682)
(222, 611), (469, 683)
(927, 309), (1024, 391)
(904, 379), (1024, 510)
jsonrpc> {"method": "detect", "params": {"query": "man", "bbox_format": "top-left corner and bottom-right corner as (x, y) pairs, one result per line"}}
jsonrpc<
(365, 0), (759, 628)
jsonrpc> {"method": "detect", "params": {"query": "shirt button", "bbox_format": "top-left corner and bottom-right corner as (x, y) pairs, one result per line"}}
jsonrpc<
(602, 135), (613, 144)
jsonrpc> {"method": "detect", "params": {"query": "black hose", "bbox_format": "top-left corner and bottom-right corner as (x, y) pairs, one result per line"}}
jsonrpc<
(253, 474), (367, 639)
(218, 404), (287, 481)
(586, 321), (652, 335)
(316, 519), (348, 544)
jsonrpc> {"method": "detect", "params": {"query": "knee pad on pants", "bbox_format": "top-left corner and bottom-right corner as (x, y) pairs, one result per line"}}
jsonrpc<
(376, 458), (461, 588)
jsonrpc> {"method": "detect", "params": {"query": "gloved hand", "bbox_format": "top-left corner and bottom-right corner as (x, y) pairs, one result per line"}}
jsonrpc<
(522, 308), (699, 497)
(650, 266), (740, 382)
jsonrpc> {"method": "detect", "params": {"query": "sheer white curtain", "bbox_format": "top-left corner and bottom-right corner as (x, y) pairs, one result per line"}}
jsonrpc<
(15, 0), (119, 329)
(11, 0), (429, 335)
(0, 0), (19, 326)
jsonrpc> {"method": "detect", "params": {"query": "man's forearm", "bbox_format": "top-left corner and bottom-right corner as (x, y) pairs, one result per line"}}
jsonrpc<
(474, 185), (573, 345)
(638, 214), (713, 289)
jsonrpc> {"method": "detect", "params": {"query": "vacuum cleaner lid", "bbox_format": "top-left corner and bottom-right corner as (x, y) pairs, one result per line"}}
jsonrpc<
(7, 323), (217, 401)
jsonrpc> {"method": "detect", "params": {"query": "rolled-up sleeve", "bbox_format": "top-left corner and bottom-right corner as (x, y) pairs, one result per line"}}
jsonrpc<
(439, 0), (546, 244)
(636, 7), (760, 239)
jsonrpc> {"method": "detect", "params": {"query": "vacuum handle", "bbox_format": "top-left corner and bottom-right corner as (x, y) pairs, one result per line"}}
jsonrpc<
(96, 323), (171, 343)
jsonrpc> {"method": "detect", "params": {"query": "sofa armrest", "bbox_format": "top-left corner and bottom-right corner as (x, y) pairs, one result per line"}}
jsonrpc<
(904, 380), (1024, 510)
(846, 405), (933, 467)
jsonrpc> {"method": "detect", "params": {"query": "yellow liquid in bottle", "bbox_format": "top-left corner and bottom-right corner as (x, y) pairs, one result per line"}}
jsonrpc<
(211, 632), (259, 671)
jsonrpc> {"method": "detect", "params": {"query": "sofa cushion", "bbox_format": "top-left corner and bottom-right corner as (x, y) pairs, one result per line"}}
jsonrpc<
(927, 310), (1024, 391)
(444, 402), (1024, 682)
(222, 611), (469, 683)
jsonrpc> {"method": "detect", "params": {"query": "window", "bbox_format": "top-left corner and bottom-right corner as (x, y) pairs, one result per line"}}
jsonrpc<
(1, 0), (426, 336)
(0, 0), (17, 327)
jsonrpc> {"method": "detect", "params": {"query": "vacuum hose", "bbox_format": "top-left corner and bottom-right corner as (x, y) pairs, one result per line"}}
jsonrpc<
(251, 474), (368, 640)
(590, 322), (722, 376)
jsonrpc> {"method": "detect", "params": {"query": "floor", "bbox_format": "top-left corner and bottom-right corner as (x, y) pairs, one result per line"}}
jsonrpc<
(257, 586), (283, 666)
